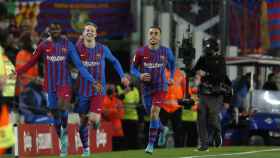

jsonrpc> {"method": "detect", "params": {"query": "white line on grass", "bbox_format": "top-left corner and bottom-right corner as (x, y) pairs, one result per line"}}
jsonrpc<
(180, 148), (280, 158)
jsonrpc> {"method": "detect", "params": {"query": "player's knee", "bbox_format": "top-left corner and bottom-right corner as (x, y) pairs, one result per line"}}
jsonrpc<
(79, 114), (89, 125)
(89, 112), (101, 123)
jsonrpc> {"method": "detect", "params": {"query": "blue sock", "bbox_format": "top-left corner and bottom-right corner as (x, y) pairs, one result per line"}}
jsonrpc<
(79, 124), (89, 149)
(148, 120), (160, 145)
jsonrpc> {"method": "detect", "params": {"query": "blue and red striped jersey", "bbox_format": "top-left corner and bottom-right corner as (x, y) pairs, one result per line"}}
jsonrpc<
(131, 45), (175, 96)
(76, 40), (125, 97)
(16, 37), (94, 92)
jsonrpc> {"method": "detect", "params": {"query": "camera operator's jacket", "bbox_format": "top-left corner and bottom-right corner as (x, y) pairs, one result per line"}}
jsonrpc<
(162, 68), (186, 113)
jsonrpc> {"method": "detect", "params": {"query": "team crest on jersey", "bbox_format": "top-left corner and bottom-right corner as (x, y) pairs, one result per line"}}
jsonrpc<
(62, 47), (68, 53)
(45, 48), (52, 54)
(80, 53), (88, 60)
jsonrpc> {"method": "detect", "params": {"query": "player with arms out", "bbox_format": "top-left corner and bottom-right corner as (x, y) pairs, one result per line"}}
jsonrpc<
(15, 22), (95, 157)
(74, 22), (129, 157)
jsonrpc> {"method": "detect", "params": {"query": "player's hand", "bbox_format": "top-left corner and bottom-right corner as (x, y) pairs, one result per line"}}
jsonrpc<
(93, 82), (102, 92)
(140, 73), (151, 82)
(121, 77), (130, 87)
(224, 102), (230, 109)
(168, 79), (174, 85)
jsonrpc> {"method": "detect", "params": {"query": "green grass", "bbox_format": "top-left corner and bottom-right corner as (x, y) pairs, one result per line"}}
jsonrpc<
(3, 146), (280, 158)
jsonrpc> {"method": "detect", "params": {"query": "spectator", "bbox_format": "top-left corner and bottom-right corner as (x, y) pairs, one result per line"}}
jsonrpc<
(15, 33), (39, 96)
(116, 74), (141, 149)
(102, 85), (125, 150)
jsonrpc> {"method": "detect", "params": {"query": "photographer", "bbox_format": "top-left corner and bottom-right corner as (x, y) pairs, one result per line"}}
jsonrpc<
(192, 38), (231, 151)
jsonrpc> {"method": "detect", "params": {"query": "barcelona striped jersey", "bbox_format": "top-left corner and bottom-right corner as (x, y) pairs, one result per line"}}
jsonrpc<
(131, 45), (175, 96)
(16, 37), (94, 92)
(76, 40), (125, 97)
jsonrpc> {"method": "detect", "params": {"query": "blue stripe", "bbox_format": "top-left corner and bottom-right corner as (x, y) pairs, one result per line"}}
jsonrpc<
(51, 61), (56, 90)
(267, 8), (280, 14)
(47, 61), (52, 91)
(269, 19), (280, 25)
(270, 41), (280, 48)
(57, 44), (62, 85)
(270, 30), (280, 36)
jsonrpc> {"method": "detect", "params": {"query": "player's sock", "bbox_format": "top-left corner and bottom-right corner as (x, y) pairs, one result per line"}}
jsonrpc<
(54, 122), (62, 138)
(79, 124), (89, 150)
(61, 111), (68, 129)
(159, 121), (164, 132)
(148, 119), (159, 145)
(60, 127), (68, 156)
(60, 111), (68, 156)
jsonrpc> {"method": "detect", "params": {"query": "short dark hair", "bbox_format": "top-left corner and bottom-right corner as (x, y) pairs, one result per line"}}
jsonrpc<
(85, 22), (98, 29)
(149, 26), (161, 33)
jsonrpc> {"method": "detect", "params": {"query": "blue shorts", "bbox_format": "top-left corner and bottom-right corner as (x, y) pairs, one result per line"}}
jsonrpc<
(74, 96), (90, 114)
(74, 95), (104, 114)
(142, 91), (166, 115)
(47, 92), (58, 109)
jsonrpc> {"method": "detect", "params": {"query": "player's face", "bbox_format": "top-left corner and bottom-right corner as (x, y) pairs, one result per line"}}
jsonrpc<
(83, 25), (97, 41)
(148, 28), (161, 46)
(49, 23), (61, 38)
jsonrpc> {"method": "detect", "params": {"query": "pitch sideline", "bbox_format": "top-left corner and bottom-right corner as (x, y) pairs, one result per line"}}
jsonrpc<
(180, 148), (280, 158)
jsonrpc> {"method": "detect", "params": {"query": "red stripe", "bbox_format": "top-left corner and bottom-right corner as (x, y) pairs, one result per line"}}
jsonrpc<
(270, 35), (280, 41)
(80, 78), (84, 96)
(268, 13), (280, 20)
(54, 61), (57, 86)
(267, 2), (280, 9)
(269, 24), (280, 31)
(49, 62), (53, 90)
(44, 59), (48, 91)
(60, 61), (64, 85)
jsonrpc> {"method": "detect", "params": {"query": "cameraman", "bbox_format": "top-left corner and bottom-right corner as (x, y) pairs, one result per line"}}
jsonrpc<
(192, 38), (231, 151)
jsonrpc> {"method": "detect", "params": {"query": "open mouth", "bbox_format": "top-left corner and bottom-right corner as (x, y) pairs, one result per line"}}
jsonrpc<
(86, 33), (94, 37)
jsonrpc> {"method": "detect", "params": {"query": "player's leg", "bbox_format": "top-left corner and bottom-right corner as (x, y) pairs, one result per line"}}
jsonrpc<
(88, 95), (104, 129)
(74, 96), (91, 157)
(142, 94), (156, 154)
(47, 92), (61, 137)
(47, 92), (67, 156)
(56, 85), (72, 157)
(145, 92), (167, 154)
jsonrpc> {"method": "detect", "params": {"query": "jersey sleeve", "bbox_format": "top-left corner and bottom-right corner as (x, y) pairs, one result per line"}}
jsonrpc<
(166, 48), (176, 80)
(104, 46), (125, 79)
(16, 42), (43, 75)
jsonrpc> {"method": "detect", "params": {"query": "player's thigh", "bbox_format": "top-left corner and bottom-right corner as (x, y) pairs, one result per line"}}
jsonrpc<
(74, 96), (90, 114)
(47, 92), (58, 109)
(142, 95), (152, 114)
